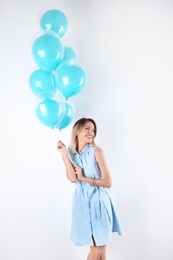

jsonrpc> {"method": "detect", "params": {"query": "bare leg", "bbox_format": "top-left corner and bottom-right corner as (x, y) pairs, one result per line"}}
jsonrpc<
(87, 237), (106, 260)
(99, 245), (106, 260)
(87, 246), (103, 260)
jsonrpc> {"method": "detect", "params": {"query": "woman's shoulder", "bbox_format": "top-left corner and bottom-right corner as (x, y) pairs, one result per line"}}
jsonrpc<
(89, 144), (103, 154)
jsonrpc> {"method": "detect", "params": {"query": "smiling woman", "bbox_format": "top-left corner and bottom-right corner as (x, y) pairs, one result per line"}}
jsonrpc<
(57, 117), (123, 260)
(1, 0), (173, 259)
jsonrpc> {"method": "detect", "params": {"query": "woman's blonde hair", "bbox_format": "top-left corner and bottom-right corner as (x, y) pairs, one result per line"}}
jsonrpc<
(68, 117), (97, 154)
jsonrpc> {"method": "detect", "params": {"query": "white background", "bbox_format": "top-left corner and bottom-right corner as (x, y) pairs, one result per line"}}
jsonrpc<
(0, 0), (173, 259)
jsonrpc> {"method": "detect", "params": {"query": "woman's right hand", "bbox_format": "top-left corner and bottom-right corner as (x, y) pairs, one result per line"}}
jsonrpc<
(56, 140), (66, 153)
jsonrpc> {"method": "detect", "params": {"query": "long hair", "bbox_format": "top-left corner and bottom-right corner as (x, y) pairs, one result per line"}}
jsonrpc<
(68, 118), (97, 154)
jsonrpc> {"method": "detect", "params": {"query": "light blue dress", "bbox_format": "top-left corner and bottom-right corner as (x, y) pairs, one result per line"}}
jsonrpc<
(70, 145), (123, 246)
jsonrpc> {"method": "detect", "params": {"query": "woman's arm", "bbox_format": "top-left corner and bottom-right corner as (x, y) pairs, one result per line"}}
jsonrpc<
(94, 147), (112, 188)
(57, 140), (77, 183)
(76, 147), (112, 188)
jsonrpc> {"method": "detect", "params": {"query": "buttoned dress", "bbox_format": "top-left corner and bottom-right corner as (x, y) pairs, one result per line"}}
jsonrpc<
(70, 145), (123, 246)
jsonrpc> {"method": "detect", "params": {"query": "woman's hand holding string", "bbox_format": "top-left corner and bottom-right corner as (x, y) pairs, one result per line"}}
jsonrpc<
(74, 166), (83, 180)
(56, 140), (66, 154)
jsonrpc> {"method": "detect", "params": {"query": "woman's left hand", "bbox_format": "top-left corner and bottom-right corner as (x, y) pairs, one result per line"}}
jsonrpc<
(74, 166), (83, 180)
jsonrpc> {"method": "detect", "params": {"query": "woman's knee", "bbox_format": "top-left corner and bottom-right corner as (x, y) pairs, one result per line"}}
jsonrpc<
(92, 246), (103, 258)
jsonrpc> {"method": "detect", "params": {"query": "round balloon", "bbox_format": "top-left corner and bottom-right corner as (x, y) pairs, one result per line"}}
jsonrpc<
(56, 61), (87, 98)
(56, 102), (75, 129)
(36, 99), (64, 127)
(29, 69), (57, 99)
(62, 46), (77, 63)
(32, 30), (64, 72)
(40, 9), (68, 38)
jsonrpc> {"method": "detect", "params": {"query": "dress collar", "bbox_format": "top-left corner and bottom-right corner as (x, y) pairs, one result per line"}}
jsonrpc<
(74, 144), (90, 155)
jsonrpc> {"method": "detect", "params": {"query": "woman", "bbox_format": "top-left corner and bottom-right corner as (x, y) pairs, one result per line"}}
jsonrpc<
(57, 117), (123, 260)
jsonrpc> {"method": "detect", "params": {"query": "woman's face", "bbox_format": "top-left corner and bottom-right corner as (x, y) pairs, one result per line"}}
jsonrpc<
(77, 121), (95, 144)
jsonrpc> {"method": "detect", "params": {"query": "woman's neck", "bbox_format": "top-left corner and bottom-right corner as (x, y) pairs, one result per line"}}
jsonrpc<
(77, 143), (88, 153)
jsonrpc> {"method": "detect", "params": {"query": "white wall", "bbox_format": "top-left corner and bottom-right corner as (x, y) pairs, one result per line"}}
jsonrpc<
(0, 0), (173, 259)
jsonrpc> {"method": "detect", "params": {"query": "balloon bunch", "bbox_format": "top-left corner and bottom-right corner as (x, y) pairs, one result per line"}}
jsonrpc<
(29, 9), (87, 130)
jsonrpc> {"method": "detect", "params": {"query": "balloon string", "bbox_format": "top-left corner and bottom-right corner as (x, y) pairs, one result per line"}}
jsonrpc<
(63, 146), (77, 166)
(57, 128), (61, 140)
(55, 127), (76, 167)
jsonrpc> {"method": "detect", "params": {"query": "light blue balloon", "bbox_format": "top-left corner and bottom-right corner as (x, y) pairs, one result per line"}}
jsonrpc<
(57, 103), (74, 129)
(29, 69), (57, 99)
(32, 31), (64, 72)
(62, 47), (77, 63)
(56, 62), (87, 98)
(40, 9), (68, 38)
(36, 99), (64, 127)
